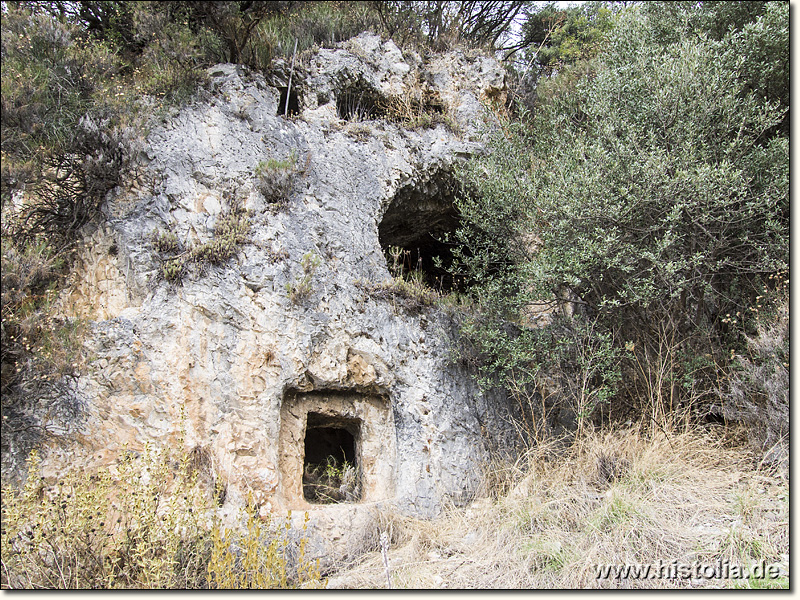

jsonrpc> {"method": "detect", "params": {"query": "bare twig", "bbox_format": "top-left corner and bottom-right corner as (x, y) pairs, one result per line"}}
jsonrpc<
(380, 531), (392, 589)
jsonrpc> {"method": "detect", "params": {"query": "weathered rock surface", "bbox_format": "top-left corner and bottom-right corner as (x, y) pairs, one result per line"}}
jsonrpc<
(31, 34), (518, 558)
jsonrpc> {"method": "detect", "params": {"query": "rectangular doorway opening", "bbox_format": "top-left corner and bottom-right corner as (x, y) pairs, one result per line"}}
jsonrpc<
(279, 390), (395, 508)
(303, 412), (361, 504)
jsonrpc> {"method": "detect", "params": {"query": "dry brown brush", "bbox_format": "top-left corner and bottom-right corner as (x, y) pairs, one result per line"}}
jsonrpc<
(325, 426), (788, 589)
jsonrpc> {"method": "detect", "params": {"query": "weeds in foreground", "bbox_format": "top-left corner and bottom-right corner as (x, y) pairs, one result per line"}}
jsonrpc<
(1, 444), (323, 589)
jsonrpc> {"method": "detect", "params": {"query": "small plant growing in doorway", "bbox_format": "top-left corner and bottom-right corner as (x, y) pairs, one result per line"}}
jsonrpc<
(303, 457), (360, 504)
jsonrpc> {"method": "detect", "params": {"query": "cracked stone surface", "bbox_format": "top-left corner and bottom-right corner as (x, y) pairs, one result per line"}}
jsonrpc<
(29, 33), (519, 558)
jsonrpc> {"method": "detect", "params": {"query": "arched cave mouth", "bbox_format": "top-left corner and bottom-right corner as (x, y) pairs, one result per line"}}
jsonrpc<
(378, 171), (464, 293)
(336, 80), (388, 121)
(303, 412), (361, 504)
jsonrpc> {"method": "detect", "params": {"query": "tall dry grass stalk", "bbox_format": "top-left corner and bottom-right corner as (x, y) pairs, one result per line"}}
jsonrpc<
(326, 425), (788, 589)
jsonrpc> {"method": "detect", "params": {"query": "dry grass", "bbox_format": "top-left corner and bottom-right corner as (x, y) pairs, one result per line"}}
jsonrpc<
(325, 425), (788, 589)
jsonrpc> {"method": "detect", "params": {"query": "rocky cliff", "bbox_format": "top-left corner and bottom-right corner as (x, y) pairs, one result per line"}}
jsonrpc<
(25, 33), (518, 556)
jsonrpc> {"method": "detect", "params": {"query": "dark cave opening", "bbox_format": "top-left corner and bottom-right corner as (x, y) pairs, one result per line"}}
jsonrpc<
(336, 85), (387, 121)
(378, 171), (465, 293)
(277, 86), (300, 117)
(303, 413), (361, 504)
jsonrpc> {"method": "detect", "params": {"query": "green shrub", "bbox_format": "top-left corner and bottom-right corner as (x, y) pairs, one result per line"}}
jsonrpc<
(1, 3), (216, 246)
(161, 257), (187, 282)
(153, 197), (250, 283)
(190, 201), (250, 265)
(518, 2), (614, 78)
(0, 240), (85, 474)
(153, 231), (180, 253)
(723, 274), (788, 467)
(131, 3), (219, 90)
(451, 4), (788, 431)
(0, 7), (108, 176)
(249, 1), (383, 65)
(1, 7), (127, 245)
(254, 152), (301, 208)
(371, 1), (526, 53)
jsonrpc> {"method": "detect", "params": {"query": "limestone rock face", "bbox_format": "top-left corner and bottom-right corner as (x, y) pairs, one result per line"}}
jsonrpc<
(37, 34), (517, 554)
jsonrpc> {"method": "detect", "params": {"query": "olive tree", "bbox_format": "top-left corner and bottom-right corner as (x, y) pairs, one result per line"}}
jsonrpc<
(453, 3), (788, 429)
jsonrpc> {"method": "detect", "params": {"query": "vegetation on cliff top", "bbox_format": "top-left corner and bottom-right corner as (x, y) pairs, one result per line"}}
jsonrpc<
(0, 1), (536, 450)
